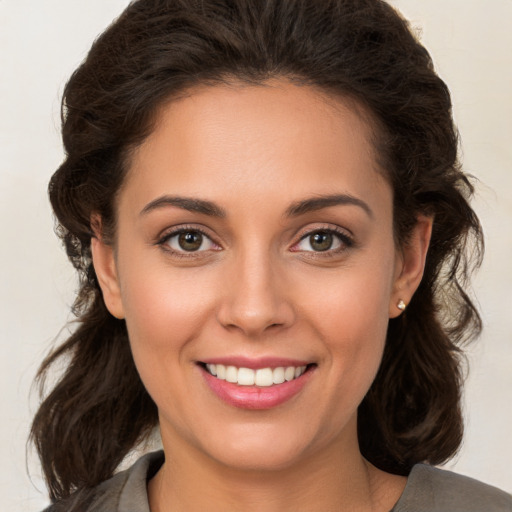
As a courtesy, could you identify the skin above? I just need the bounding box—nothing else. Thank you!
[92,80,432,512]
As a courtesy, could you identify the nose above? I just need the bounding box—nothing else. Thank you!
[216,250,295,338]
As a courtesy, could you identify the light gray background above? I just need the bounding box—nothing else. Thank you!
[1,1,511,510]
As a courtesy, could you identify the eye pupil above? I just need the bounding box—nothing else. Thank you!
[178,231,203,251]
[310,231,333,251]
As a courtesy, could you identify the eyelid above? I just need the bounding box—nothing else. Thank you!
[154,223,353,258]
[156,224,222,256]
[290,224,354,253]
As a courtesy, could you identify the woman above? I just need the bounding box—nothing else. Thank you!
[31,0,512,510]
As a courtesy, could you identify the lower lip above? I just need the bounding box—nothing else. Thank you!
[201,367,314,410]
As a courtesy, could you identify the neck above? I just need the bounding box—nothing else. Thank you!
[148,423,405,512]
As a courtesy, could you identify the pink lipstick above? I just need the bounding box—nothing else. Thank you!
[199,357,315,410]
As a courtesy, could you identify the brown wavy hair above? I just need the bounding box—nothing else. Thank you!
[31,0,483,503]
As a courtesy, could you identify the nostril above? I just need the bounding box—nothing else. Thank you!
[216,287,296,336]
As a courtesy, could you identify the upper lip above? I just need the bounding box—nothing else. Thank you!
[199,356,313,370]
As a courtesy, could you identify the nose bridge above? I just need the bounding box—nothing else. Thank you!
[217,242,293,336]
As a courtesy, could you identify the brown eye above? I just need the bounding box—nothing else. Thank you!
[294,228,350,254]
[309,231,334,251]
[178,231,203,251]
[164,229,217,253]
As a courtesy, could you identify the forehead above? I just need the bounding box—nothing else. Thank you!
[123,80,390,217]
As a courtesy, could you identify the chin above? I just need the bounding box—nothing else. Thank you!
[191,418,337,473]
[208,439,309,472]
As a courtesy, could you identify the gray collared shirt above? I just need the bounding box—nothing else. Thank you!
[45,450,512,511]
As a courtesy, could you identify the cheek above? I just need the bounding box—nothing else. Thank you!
[119,260,218,367]
[298,257,393,342]
[318,292,388,380]
[295,258,394,396]
[119,264,221,430]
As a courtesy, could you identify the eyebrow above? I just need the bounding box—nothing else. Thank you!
[285,194,373,218]
[139,193,372,219]
[140,195,226,217]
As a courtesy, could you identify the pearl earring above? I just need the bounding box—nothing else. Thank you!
[397,299,406,311]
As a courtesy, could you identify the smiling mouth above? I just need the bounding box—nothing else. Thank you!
[201,363,312,387]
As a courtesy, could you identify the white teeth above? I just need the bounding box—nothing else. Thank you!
[225,365,238,383]
[237,367,255,386]
[216,364,226,379]
[296,366,306,378]
[255,368,273,387]
[205,364,307,386]
[272,366,285,384]
[284,366,295,381]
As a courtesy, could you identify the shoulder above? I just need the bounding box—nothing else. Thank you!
[42,450,164,512]
[393,463,512,512]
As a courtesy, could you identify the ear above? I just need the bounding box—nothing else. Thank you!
[389,215,433,318]
[90,223,125,320]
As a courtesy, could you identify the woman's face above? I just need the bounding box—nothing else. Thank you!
[94,80,428,471]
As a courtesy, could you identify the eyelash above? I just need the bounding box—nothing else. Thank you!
[291,225,354,257]
[156,224,354,259]
[156,225,220,259]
